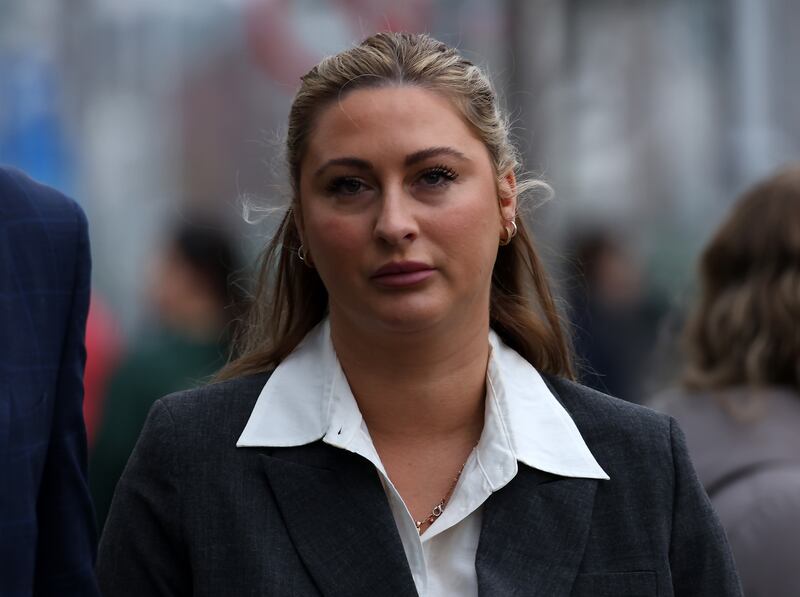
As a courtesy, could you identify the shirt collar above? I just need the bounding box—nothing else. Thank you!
[237,318,357,448]
[486,330,608,480]
[237,319,608,481]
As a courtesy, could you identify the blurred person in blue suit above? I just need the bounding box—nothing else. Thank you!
[0,167,99,596]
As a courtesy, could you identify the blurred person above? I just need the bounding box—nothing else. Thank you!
[568,230,661,402]
[0,167,99,596]
[97,33,740,596]
[89,218,241,529]
[652,164,800,596]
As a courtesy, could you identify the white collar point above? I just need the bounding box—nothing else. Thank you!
[486,329,609,482]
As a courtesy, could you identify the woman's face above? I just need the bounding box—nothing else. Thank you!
[297,85,516,336]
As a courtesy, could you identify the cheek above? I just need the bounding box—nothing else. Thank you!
[305,213,366,266]
[438,195,501,261]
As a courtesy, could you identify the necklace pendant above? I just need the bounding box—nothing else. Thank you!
[432,504,444,518]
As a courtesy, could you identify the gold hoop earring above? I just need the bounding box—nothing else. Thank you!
[297,244,313,267]
[499,219,517,246]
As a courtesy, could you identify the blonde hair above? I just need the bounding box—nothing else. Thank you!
[217,32,574,380]
[684,164,800,392]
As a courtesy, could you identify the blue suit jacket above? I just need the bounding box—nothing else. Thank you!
[0,167,99,596]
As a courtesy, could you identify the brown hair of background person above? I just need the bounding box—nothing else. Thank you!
[216,32,573,380]
[652,163,800,597]
[683,163,800,394]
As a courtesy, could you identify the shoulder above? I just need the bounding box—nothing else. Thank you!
[544,376,682,481]
[544,378,736,563]
[649,386,728,430]
[127,372,274,487]
[0,166,86,228]
[545,376,674,442]
[151,372,273,440]
[0,167,88,271]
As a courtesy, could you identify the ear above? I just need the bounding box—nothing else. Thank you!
[497,169,518,223]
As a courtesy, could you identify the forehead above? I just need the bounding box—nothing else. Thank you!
[302,85,487,166]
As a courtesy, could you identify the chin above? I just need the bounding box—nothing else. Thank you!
[365,302,449,335]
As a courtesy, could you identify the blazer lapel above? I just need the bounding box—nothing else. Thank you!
[260,442,418,597]
[476,466,599,596]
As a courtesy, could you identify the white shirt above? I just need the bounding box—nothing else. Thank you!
[238,319,609,597]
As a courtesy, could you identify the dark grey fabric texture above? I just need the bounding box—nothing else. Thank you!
[96,372,742,596]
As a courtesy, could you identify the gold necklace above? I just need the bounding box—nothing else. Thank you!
[414,453,472,534]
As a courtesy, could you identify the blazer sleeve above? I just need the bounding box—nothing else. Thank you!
[668,418,743,596]
[97,399,191,596]
[34,202,100,597]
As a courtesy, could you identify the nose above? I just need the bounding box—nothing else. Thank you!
[373,185,418,246]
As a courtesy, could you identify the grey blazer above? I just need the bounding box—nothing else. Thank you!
[96,373,742,596]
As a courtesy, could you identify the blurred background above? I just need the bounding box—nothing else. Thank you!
[2,0,800,523]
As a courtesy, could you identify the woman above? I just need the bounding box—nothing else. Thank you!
[97,33,740,596]
[652,165,800,597]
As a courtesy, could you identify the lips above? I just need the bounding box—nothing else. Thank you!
[370,261,435,287]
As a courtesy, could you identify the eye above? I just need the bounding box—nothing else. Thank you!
[327,176,368,196]
[418,165,459,187]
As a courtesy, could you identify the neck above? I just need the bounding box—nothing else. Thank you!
[330,313,490,442]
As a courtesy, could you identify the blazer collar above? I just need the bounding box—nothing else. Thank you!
[259,442,599,597]
[259,443,418,597]
[477,465,599,595]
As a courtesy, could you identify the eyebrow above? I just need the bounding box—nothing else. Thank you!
[404,146,469,166]
[313,157,372,179]
[312,146,469,179]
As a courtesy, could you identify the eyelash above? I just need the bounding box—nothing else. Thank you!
[420,165,459,185]
[324,164,459,196]
[326,177,366,196]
